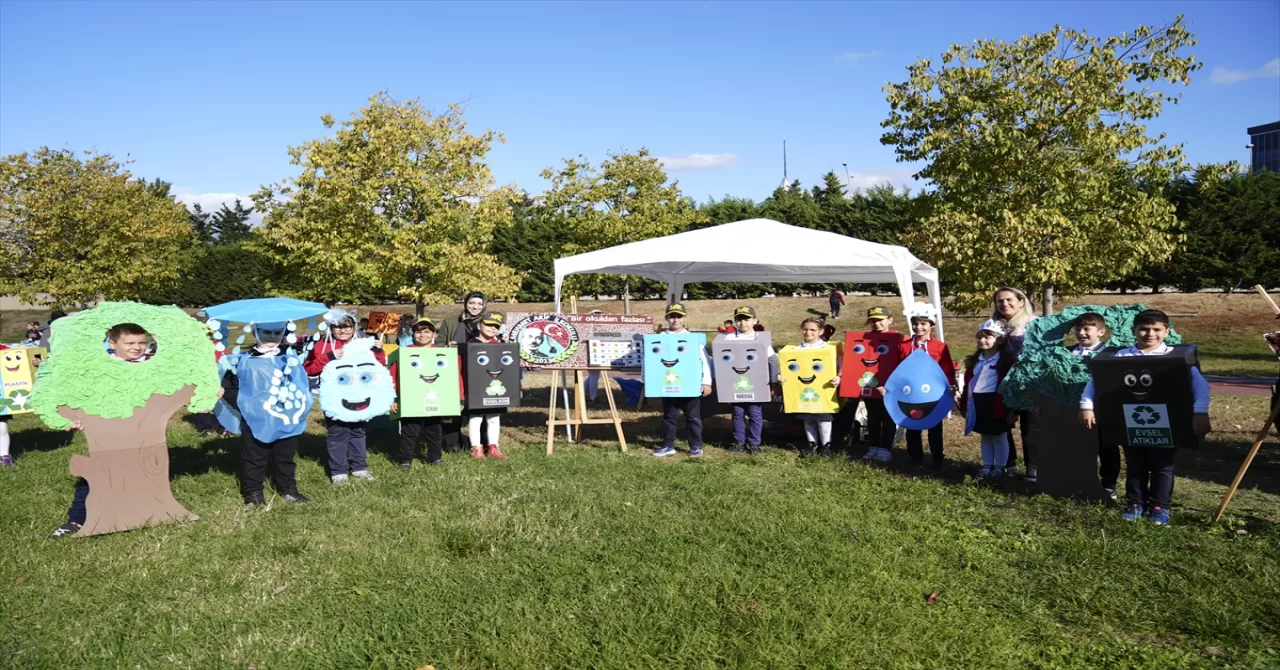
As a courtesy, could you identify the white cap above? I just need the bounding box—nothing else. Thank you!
[906,302,938,323]
[978,319,1006,336]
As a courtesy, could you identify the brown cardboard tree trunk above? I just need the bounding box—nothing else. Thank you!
[61,386,198,537]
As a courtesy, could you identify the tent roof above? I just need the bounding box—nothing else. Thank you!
[553,218,938,285]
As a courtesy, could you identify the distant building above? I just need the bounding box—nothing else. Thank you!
[1248,121,1280,173]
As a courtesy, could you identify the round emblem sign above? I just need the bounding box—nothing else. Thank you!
[507,314,581,366]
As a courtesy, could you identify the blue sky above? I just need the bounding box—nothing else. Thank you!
[2,0,1277,216]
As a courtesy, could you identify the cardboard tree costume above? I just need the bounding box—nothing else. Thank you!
[318,337,394,422]
[779,344,840,414]
[838,331,903,399]
[30,302,220,537]
[711,332,773,403]
[643,333,706,398]
[392,347,462,418]
[462,342,521,410]
[883,349,955,430]
[1090,345,1200,449]
[0,346,45,415]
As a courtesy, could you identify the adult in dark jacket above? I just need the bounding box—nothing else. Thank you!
[438,291,489,450]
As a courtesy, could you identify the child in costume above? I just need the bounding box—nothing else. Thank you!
[466,312,509,460]
[305,310,387,484]
[1080,309,1211,525]
[959,320,1014,478]
[778,317,842,457]
[390,318,457,468]
[722,306,779,454]
[50,323,153,537]
[848,306,900,463]
[652,303,712,457]
[1069,312,1119,500]
[898,303,954,469]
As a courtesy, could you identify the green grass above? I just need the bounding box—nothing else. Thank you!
[3,381,1279,668]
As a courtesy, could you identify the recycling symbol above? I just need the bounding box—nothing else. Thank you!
[800,386,819,402]
[1130,405,1161,425]
[486,380,507,396]
[858,372,877,388]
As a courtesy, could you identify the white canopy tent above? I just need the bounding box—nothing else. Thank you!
[553,218,947,339]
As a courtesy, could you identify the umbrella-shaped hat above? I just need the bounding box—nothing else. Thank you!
[201,298,328,324]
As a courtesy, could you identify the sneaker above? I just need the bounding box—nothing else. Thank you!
[689,447,704,457]
[351,469,375,481]
[282,492,311,504]
[801,441,816,458]
[726,442,745,453]
[331,473,349,485]
[653,446,676,457]
[991,467,1006,479]
[486,445,507,460]
[1121,504,1144,521]
[1149,506,1171,525]
[746,444,762,455]
[398,461,413,471]
[470,446,485,459]
[820,443,833,459]
[873,448,892,463]
[1025,466,1038,484]
[49,522,81,538]
[0,455,14,467]
[1103,488,1117,502]
[1005,464,1022,477]
[427,459,443,466]
[244,492,266,508]
[977,466,993,479]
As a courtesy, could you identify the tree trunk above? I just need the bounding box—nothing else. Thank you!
[1042,285,1055,316]
[61,386,198,537]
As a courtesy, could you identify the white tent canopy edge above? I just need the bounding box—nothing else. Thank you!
[552,218,947,339]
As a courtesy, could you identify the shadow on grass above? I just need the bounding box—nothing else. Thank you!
[10,426,77,456]
[1176,435,1280,499]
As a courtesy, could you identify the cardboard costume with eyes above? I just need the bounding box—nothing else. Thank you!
[711,333,773,403]
[643,333,706,398]
[396,347,462,418]
[839,332,903,399]
[319,337,395,422]
[779,344,840,414]
[463,342,520,410]
[884,349,955,430]
[0,346,44,415]
[1090,345,1200,448]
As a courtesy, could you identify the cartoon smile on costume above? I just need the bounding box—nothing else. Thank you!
[711,333,772,403]
[3,350,24,373]
[397,348,462,418]
[839,331,903,399]
[463,342,521,409]
[1123,369,1154,401]
[643,333,706,398]
[778,343,839,414]
[883,349,954,430]
[319,338,394,422]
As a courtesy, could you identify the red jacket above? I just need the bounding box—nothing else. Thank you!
[303,337,386,376]
[899,336,955,383]
[389,343,465,399]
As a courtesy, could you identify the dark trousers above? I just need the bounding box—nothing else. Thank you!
[240,421,299,498]
[731,403,764,446]
[829,302,841,318]
[443,416,481,452]
[1005,409,1038,468]
[1123,446,1177,508]
[67,479,90,525]
[193,412,219,433]
[324,418,369,476]
[906,425,944,464]
[835,399,896,452]
[1099,444,1122,490]
[661,396,703,448]
[400,417,444,464]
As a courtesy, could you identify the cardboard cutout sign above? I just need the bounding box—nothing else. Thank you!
[237,354,313,442]
[1090,345,1200,448]
[884,349,955,430]
[396,346,462,418]
[643,333,706,398]
[463,342,520,410]
[507,312,654,368]
[365,311,407,335]
[711,333,773,403]
[0,346,44,415]
[319,338,394,422]
[839,332,903,399]
[779,344,840,414]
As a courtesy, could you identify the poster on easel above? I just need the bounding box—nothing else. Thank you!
[506,313,654,368]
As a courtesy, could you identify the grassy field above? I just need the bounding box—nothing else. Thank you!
[2,293,1279,668]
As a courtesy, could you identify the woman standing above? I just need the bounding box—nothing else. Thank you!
[992,287,1039,481]
[438,291,489,451]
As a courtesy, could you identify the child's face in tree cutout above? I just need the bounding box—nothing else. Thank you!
[911,317,933,339]
[111,333,150,361]
[412,326,435,346]
[466,297,485,316]
[800,322,822,343]
[868,317,893,333]
[735,316,757,333]
[976,330,1001,353]
[1133,321,1169,351]
[1075,324,1105,347]
[479,323,500,340]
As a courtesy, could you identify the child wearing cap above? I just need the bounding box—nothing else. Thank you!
[840,306,900,462]
[389,318,457,469]
[1069,312,1119,499]
[896,303,955,469]
[653,303,713,457]
[722,306,779,455]
[959,320,1014,478]
[466,312,509,460]
[305,311,387,484]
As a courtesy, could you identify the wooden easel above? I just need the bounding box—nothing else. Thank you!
[1212,285,1280,521]
[546,368,627,455]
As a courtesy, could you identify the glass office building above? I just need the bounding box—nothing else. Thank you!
[1248,121,1280,173]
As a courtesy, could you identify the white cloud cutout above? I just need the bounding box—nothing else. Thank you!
[1210,57,1280,85]
[172,187,263,226]
[655,153,741,171]
[838,50,880,66]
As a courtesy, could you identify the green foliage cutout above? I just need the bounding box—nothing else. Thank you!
[998,304,1181,411]
[31,302,220,429]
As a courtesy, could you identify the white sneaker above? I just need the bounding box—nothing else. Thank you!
[351,470,375,481]
[331,474,349,485]
[873,448,892,463]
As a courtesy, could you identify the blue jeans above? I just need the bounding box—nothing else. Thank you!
[661,397,703,449]
[732,403,764,446]
[325,418,369,476]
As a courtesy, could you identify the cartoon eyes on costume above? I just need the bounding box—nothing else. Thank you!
[358,372,373,384]
[1125,373,1153,387]
[920,383,932,394]
[676,343,688,353]
[436,358,448,368]
[1139,373,1153,387]
[409,360,422,369]
[720,352,734,362]
[651,344,663,355]
[876,344,890,355]
[745,352,758,362]
[1124,374,1137,387]
[337,373,352,385]
[500,354,514,366]
[901,384,911,394]
[476,354,490,366]
[788,362,800,372]
[852,344,866,354]
[812,362,825,372]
